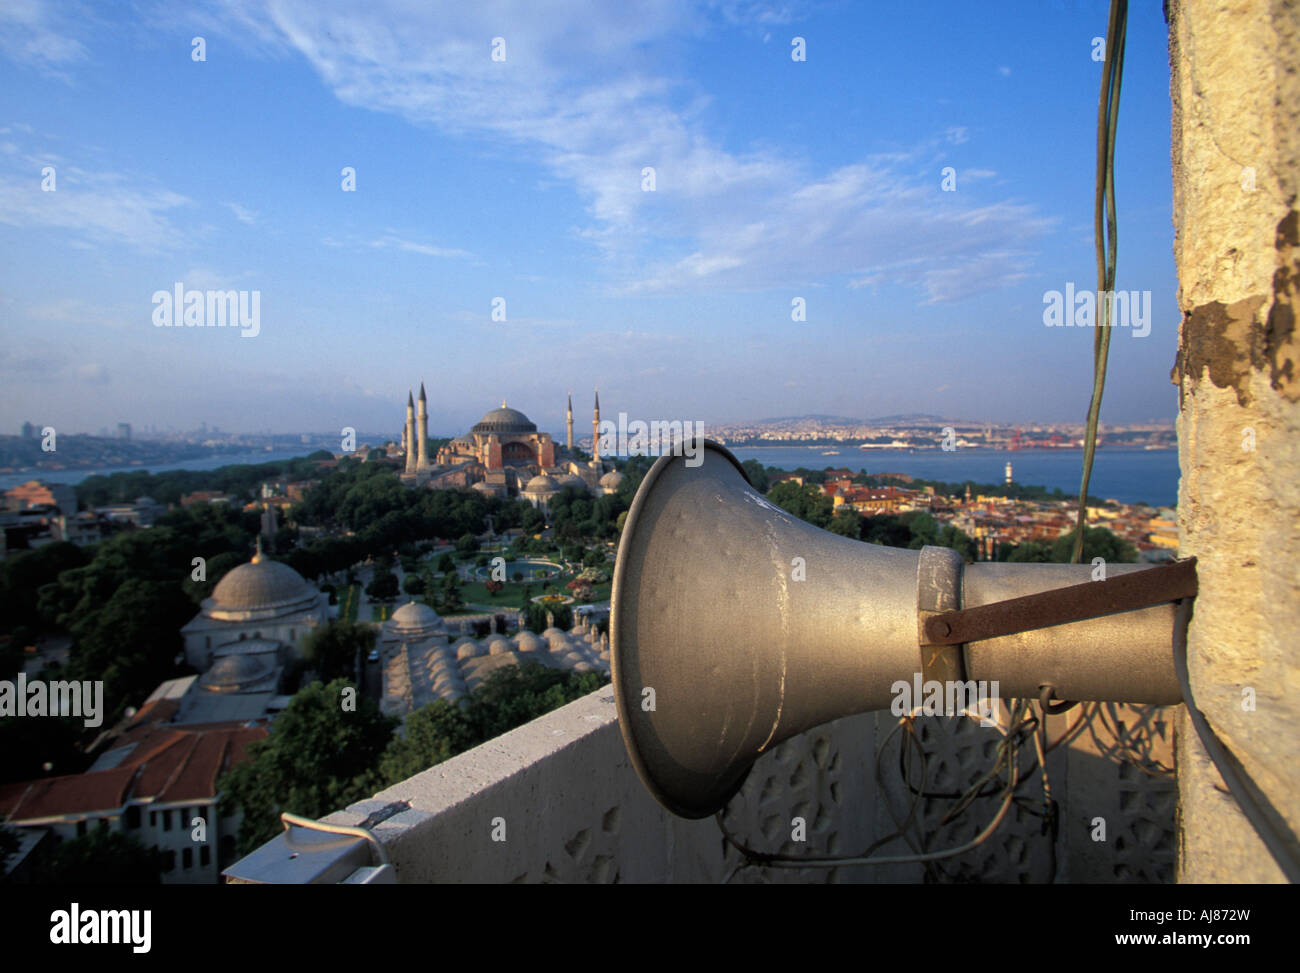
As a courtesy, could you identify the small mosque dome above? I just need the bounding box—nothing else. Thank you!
[514,630,544,653]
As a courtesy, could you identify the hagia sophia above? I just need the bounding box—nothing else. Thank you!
[398,385,623,511]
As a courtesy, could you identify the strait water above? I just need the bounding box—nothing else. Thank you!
[1,445,1182,508]
[726,446,1179,507]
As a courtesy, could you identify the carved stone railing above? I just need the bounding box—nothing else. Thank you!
[225,687,1175,883]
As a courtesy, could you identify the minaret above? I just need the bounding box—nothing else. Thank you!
[592,389,601,461]
[566,393,574,452]
[416,382,430,471]
[404,390,417,474]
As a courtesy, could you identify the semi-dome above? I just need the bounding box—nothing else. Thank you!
[599,470,625,490]
[524,474,560,495]
[198,651,275,693]
[207,551,318,620]
[472,402,537,436]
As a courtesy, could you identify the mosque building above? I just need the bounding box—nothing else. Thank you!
[398,387,623,512]
[377,601,610,720]
[175,540,330,723]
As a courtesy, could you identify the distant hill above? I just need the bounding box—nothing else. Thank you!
[753,413,954,425]
[754,414,866,424]
[867,413,949,424]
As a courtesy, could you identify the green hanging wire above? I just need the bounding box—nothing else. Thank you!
[1073,0,1128,564]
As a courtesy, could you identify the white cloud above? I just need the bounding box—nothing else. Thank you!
[367,233,471,259]
[0,0,91,79]
[170,1,1049,302]
[224,201,259,224]
[0,135,191,251]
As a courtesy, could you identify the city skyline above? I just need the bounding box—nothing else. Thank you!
[3,1,1180,435]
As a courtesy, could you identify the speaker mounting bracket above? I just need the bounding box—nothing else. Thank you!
[921,557,1198,647]
[916,546,967,684]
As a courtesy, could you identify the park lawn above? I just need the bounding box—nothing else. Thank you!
[338,584,361,623]
[458,579,533,609]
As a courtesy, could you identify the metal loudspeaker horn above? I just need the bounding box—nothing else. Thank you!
[611,439,1189,819]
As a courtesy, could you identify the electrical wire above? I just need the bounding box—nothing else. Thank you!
[717,701,1041,880]
[1072,0,1129,565]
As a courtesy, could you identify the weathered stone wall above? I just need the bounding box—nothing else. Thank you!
[1168,0,1299,883]
[311,687,1173,883]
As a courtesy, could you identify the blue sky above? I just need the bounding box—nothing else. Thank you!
[0,0,1179,438]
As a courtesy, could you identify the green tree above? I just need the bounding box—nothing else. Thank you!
[740,459,770,494]
[437,552,456,574]
[767,480,834,528]
[218,679,397,855]
[1049,526,1138,564]
[402,574,425,596]
[376,663,608,786]
[525,601,572,633]
[40,829,167,885]
[378,700,479,784]
[366,564,399,601]
[520,506,545,534]
[455,532,480,555]
[181,550,246,604]
[299,621,375,683]
[828,508,863,539]
[1005,541,1053,563]
[65,578,195,724]
[438,572,464,615]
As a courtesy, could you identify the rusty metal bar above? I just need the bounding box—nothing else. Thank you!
[922,557,1197,646]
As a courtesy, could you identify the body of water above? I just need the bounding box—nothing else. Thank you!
[1,445,1181,509]
[0,449,318,492]
[725,446,1179,508]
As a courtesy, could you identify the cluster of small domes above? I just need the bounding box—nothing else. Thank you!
[379,608,610,717]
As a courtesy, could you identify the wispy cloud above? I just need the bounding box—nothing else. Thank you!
[368,232,471,259]
[0,0,90,80]
[0,135,191,251]
[224,201,258,224]
[187,0,1049,303]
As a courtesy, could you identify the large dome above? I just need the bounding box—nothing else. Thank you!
[472,403,537,436]
[207,554,318,619]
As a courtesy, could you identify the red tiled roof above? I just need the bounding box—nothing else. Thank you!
[2,766,136,820]
[1,724,268,823]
